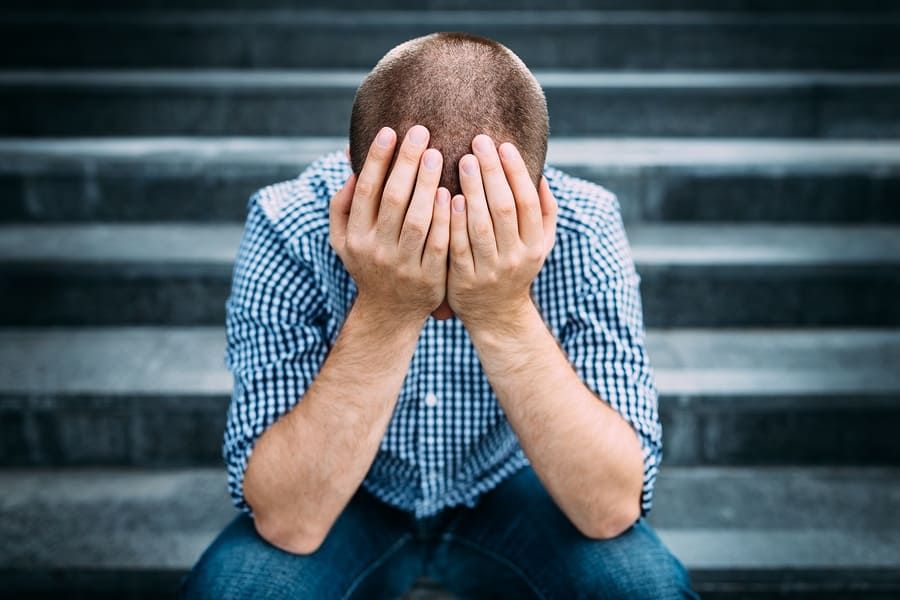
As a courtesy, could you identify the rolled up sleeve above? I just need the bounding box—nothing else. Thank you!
[558,199,663,517]
[222,194,330,515]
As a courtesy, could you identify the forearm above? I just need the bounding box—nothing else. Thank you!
[243,297,425,554]
[467,300,644,539]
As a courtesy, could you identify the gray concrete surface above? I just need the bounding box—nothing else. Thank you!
[2,70,899,137]
[2,11,899,70]
[2,138,899,223]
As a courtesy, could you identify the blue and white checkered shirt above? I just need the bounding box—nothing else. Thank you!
[223,149,662,520]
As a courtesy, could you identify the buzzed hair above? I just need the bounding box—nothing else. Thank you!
[349,32,549,198]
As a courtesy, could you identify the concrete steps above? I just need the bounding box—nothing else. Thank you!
[2,466,899,598]
[5,0,899,11]
[4,2,898,596]
[2,327,898,467]
[3,138,900,223]
[3,11,900,70]
[3,71,900,137]
[0,223,897,326]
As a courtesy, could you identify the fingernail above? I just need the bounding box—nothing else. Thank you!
[424,149,441,170]
[453,195,466,212]
[473,134,493,154]
[409,125,428,145]
[461,155,478,176]
[376,127,394,147]
[436,187,448,205]
[499,142,517,160]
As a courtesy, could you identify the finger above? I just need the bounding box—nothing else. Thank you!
[459,153,498,268]
[376,124,430,246]
[348,126,396,236]
[498,142,542,249]
[539,175,558,256]
[422,187,451,273]
[472,134,519,254]
[399,147,443,261]
[328,171,356,252]
[449,193,474,275]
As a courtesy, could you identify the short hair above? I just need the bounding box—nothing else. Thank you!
[349,32,549,198]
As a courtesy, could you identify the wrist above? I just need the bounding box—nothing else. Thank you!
[352,294,429,335]
[464,295,542,344]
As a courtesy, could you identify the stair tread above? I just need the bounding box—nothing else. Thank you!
[5,137,900,170]
[2,466,899,570]
[4,69,900,88]
[2,327,898,396]
[1,223,898,266]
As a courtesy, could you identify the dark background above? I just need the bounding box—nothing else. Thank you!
[1,1,899,598]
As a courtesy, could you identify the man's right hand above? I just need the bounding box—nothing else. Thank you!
[329,124,451,323]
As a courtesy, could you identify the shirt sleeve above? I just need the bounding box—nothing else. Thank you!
[222,193,330,516]
[557,194,663,518]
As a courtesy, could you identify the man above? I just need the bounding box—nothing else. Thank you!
[180,32,698,598]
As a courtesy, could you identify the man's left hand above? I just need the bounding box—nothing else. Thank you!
[447,134,558,334]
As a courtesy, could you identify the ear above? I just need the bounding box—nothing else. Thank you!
[344,143,351,161]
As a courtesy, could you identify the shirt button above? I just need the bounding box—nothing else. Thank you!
[424,392,439,407]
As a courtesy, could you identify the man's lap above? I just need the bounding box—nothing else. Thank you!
[179,465,697,599]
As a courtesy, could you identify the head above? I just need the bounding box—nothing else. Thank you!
[348,31,550,321]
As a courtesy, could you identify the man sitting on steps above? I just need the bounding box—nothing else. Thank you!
[180,31,698,599]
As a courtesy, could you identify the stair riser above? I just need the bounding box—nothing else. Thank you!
[3,84,899,137]
[3,393,899,466]
[4,166,900,224]
[4,0,897,10]
[1,265,897,326]
[3,18,900,70]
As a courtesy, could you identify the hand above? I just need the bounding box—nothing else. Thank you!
[329,124,451,324]
[447,134,558,333]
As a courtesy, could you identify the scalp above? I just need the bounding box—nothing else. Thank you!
[349,32,549,197]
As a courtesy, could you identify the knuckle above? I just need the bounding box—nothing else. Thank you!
[354,179,376,200]
[398,143,423,166]
[344,235,364,256]
[382,184,407,209]
[496,202,516,219]
[372,246,391,267]
[525,245,544,262]
[473,221,492,238]
[403,219,428,240]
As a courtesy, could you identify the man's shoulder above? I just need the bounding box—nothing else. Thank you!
[248,149,349,246]
[542,164,622,241]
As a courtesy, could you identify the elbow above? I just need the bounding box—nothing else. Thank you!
[252,509,327,556]
[580,500,641,541]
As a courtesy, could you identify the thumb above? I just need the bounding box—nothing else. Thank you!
[329,171,356,251]
[538,176,557,256]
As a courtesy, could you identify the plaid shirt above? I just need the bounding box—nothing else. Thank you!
[223,149,662,519]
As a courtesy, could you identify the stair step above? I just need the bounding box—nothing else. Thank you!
[0,223,897,327]
[3,138,900,223]
[1,466,898,597]
[3,70,899,137]
[5,1,897,12]
[2,327,898,466]
[2,11,899,70]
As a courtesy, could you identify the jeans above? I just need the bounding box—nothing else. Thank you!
[178,464,699,599]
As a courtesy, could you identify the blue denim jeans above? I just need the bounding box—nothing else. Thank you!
[178,464,698,599]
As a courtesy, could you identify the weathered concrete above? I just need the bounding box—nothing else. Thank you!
[1,224,897,326]
[2,327,899,467]
[1,467,899,598]
[2,71,899,137]
[2,138,900,223]
[2,11,900,70]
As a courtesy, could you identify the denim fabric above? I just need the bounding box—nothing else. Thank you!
[179,464,698,599]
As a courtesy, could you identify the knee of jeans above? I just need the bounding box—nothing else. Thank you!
[577,520,698,600]
[176,515,309,600]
